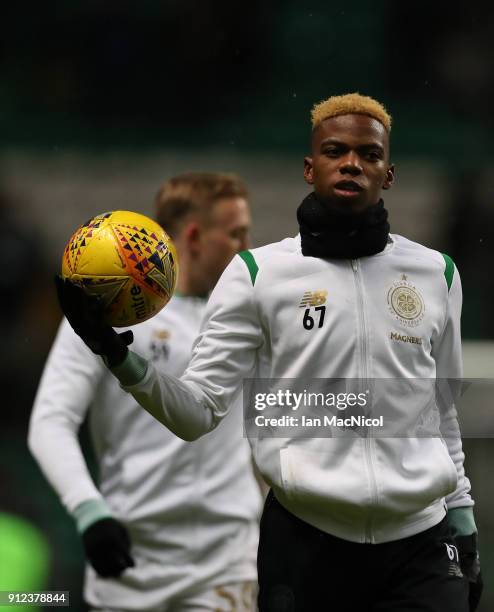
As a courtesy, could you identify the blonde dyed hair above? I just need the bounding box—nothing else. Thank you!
[311,93,392,132]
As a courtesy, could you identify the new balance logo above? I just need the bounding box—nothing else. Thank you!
[448,563,463,578]
[299,290,328,308]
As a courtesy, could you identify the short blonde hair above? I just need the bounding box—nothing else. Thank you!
[311,93,392,132]
[155,172,248,238]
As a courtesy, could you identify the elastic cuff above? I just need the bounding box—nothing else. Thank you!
[73,499,113,534]
[110,350,149,387]
[447,506,477,537]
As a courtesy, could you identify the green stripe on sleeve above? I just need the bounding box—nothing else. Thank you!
[110,350,149,386]
[442,253,455,292]
[239,250,259,286]
[447,506,477,537]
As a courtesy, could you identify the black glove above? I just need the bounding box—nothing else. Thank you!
[455,534,483,611]
[82,518,135,578]
[55,276,133,366]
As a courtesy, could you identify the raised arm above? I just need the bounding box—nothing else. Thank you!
[56,254,263,441]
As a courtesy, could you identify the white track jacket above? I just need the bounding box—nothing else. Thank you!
[117,234,472,545]
[29,295,261,609]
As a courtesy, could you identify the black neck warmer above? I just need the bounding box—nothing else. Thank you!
[296,192,390,259]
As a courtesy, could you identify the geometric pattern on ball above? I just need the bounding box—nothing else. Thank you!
[112,224,175,298]
[61,210,178,327]
[63,212,113,275]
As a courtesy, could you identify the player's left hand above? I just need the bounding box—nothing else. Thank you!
[82,517,135,578]
[455,533,482,611]
[55,276,133,366]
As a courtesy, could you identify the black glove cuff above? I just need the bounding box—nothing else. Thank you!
[103,339,129,368]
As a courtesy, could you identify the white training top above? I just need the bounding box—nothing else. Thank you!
[118,234,473,544]
[28,295,261,609]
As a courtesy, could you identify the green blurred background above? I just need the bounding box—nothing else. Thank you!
[1,1,493,610]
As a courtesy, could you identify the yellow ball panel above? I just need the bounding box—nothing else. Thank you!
[61,211,178,327]
[73,225,128,276]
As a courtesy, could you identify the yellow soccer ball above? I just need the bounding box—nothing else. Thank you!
[61,211,178,327]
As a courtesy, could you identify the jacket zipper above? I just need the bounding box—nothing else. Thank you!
[351,259,378,543]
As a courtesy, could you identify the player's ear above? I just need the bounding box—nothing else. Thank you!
[304,157,314,185]
[184,222,201,253]
[382,164,395,190]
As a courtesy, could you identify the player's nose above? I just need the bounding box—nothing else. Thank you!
[339,152,363,175]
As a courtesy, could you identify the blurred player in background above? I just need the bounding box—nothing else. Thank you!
[29,173,262,612]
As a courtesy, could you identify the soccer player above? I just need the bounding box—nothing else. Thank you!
[54,95,482,612]
[29,173,262,612]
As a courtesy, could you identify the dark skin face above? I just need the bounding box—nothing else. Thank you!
[304,114,395,213]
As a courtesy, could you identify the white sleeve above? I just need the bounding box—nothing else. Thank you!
[432,263,473,509]
[121,254,262,440]
[28,319,107,514]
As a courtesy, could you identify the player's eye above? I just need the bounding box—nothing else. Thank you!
[323,148,341,158]
[365,150,383,161]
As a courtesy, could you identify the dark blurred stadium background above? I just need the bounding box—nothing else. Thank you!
[1,2,493,610]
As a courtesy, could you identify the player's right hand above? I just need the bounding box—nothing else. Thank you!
[82,517,135,578]
[54,276,133,366]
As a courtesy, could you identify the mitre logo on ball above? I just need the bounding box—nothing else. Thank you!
[61,210,178,327]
